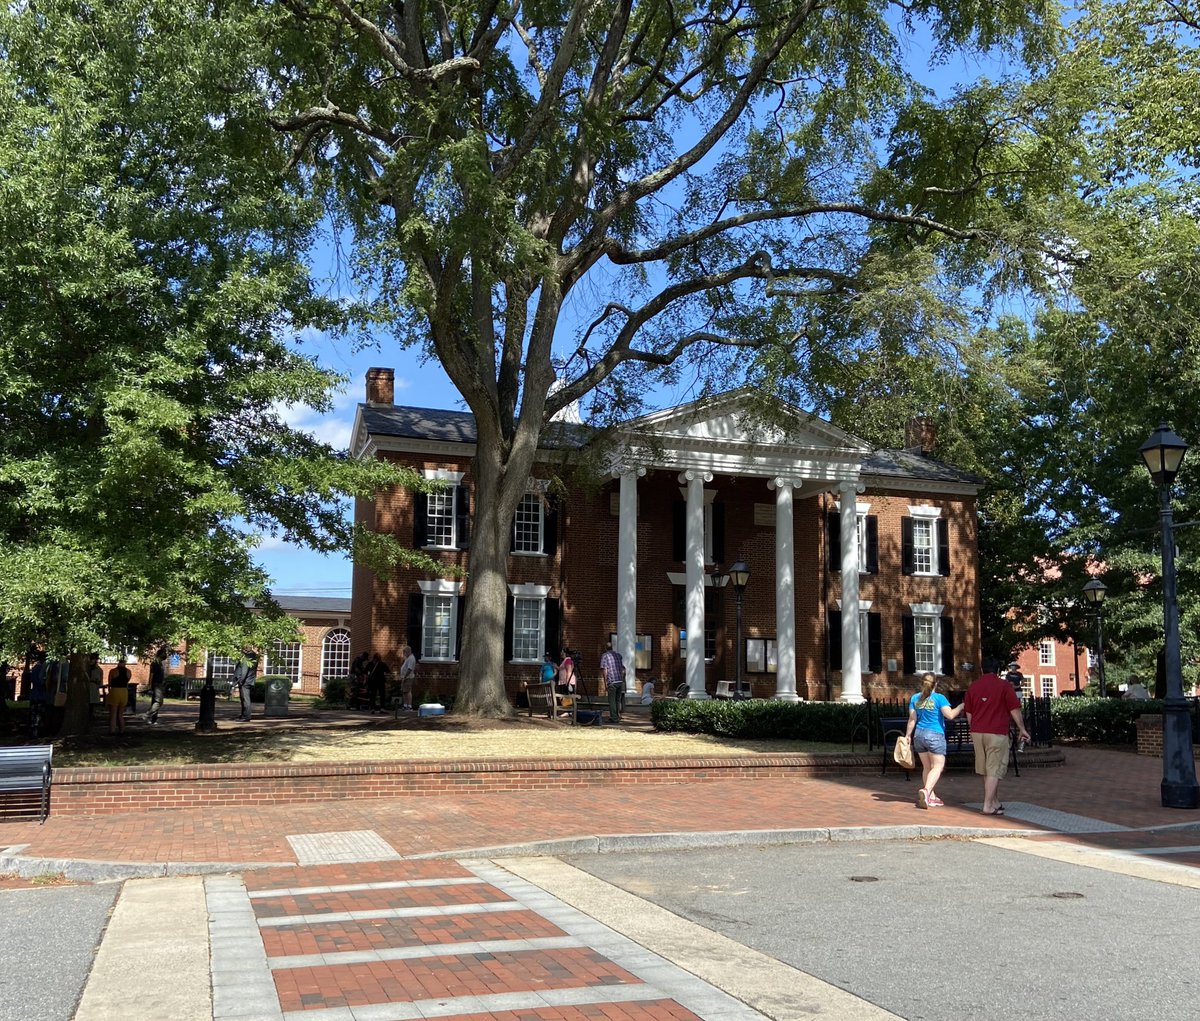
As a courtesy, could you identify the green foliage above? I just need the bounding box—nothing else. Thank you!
[321,676,349,705]
[1049,696,1164,745]
[163,675,186,700]
[651,698,863,743]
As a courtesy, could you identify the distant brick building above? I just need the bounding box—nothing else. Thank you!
[350,368,985,703]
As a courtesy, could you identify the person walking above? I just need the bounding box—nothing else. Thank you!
[905,672,964,809]
[964,658,1031,816]
[398,645,417,711]
[366,652,390,714]
[600,642,626,724]
[146,646,169,725]
[107,656,131,736]
[234,651,259,721]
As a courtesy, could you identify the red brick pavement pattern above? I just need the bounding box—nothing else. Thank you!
[253,880,512,918]
[244,859,474,891]
[430,1003,702,1021]
[1,748,1190,867]
[272,947,640,1012]
[261,908,567,959]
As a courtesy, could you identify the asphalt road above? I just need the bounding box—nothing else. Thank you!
[0,883,119,1021]
[567,840,1200,1021]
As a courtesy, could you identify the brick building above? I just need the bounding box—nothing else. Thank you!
[350,368,984,703]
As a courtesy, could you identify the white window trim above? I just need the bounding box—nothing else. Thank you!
[1040,675,1056,698]
[908,505,941,577]
[508,582,551,664]
[512,481,549,557]
[910,601,945,675]
[1039,640,1056,666]
[320,628,352,686]
[422,468,465,550]
[418,579,462,663]
[836,500,873,575]
[423,468,464,483]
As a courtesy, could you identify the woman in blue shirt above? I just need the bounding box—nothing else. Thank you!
[905,672,964,809]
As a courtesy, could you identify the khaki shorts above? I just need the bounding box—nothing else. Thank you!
[972,732,1010,779]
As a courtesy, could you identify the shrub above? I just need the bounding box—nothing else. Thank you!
[322,676,349,705]
[1049,696,1165,744]
[651,698,863,742]
[163,674,186,699]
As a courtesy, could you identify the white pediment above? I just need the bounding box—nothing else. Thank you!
[622,390,870,456]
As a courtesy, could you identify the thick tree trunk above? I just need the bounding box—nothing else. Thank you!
[453,415,539,716]
[57,652,92,739]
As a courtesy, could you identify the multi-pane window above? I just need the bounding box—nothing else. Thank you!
[1041,675,1055,698]
[268,640,302,688]
[321,628,351,684]
[511,596,544,661]
[1039,640,1055,666]
[427,489,456,548]
[680,589,719,660]
[856,515,870,573]
[913,614,937,672]
[423,595,455,659]
[912,519,934,574]
[513,492,544,553]
[1086,648,1098,668]
[207,653,238,683]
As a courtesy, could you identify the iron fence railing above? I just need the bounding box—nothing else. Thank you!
[862,695,1055,750]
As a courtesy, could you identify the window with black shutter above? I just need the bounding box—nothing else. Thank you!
[940,617,955,675]
[828,609,842,670]
[867,612,882,673]
[901,518,914,575]
[937,518,950,576]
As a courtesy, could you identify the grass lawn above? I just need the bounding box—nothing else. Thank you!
[33,705,859,768]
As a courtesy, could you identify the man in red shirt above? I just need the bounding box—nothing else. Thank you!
[964,658,1031,816]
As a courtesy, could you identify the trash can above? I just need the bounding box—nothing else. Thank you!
[264,677,289,718]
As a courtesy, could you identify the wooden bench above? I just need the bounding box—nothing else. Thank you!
[0,745,54,824]
[524,682,605,725]
[184,678,234,700]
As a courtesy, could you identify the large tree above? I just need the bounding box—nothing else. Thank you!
[0,1,429,707]
[231,0,1062,714]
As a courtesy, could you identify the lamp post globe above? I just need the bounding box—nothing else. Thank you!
[1139,424,1199,809]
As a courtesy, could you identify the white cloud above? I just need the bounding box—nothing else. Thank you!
[272,391,357,451]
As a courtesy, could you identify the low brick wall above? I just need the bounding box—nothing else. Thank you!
[1135,714,1200,759]
[48,754,882,816]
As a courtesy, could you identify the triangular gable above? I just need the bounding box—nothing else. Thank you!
[620,389,870,455]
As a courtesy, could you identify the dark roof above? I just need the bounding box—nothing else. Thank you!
[269,595,351,616]
[360,404,589,449]
[861,449,984,487]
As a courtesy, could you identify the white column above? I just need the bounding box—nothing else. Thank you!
[771,479,800,702]
[681,469,712,698]
[616,468,644,683]
[839,481,865,703]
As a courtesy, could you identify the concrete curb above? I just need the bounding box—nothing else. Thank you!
[0,851,292,883]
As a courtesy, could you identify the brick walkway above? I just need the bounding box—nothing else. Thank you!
[4,746,1200,870]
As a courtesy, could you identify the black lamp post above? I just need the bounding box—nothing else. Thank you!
[1139,423,1199,809]
[1081,578,1108,698]
[727,559,751,699]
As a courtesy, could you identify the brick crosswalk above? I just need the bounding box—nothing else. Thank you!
[209,857,768,1021]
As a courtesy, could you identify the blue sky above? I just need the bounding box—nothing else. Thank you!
[255,20,1020,596]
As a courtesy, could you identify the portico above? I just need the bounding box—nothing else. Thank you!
[607,392,872,703]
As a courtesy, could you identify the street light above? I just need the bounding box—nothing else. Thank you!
[1081,578,1108,698]
[1139,423,1199,809]
[727,559,751,699]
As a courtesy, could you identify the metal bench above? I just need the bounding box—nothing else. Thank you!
[0,745,54,823]
[882,715,1020,778]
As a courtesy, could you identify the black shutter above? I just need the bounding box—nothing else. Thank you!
[865,516,879,575]
[712,502,725,565]
[413,491,428,547]
[543,495,559,555]
[672,586,685,625]
[902,616,916,674]
[455,485,471,549]
[455,595,466,661]
[941,617,955,676]
[826,511,840,570]
[672,501,686,562]
[828,609,842,670]
[901,518,914,575]
[407,593,424,662]
[868,612,882,673]
[503,595,514,662]
[937,518,950,576]
[545,597,561,660]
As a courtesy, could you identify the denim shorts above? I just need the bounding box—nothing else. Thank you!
[913,727,947,756]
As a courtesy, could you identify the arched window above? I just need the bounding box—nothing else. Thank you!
[320,628,352,688]
[266,640,303,689]
[207,652,238,684]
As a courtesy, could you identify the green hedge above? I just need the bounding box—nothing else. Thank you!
[1049,696,1166,744]
[322,676,349,705]
[651,698,862,742]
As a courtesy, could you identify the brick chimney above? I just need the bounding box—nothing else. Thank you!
[366,367,394,405]
[904,416,938,456]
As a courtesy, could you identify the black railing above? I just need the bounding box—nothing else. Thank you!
[865,695,1055,749]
